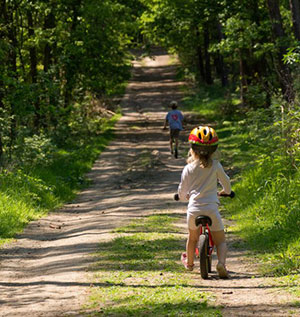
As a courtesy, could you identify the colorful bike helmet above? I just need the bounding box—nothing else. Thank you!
[188,126,218,154]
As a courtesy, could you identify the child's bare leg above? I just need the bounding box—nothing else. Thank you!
[186,228,200,266]
[173,137,179,158]
[175,138,179,150]
[169,138,173,153]
[211,230,227,265]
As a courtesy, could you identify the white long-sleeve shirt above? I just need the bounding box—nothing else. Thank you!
[178,160,231,213]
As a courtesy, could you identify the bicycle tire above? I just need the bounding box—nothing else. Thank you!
[208,254,212,273]
[199,233,209,279]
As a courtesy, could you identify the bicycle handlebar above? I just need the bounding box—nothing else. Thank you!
[174,191,235,201]
[218,191,235,198]
[174,193,180,201]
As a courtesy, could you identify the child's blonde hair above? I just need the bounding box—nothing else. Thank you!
[187,148,212,168]
[187,145,220,168]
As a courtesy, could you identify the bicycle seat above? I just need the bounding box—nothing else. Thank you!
[195,216,212,227]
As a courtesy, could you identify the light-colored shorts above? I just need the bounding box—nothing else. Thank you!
[187,206,224,232]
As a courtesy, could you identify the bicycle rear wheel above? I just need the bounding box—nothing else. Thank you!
[199,233,209,279]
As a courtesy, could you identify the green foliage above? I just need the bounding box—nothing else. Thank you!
[0,187,45,242]
[1,0,298,170]
[226,162,300,276]
[182,84,240,121]
[87,214,220,316]
[15,134,57,168]
[114,214,181,233]
[0,0,134,167]
[284,45,300,65]
[185,83,300,276]
[222,105,300,276]
[0,115,119,244]
[139,0,205,75]
[139,0,296,105]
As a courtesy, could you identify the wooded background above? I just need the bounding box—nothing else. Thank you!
[0,0,299,169]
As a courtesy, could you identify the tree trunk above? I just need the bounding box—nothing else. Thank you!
[216,21,228,87]
[0,1,6,153]
[43,8,57,129]
[64,1,82,108]
[195,29,205,81]
[16,9,26,76]
[43,10,55,72]
[239,49,248,107]
[203,23,213,85]
[27,10,40,129]
[27,11,37,84]
[0,74,4,164]
[289,0,300,40]
[2,0,18,158]
[266,0,294,102]
[267,0,285,38]
[2,0,17,75]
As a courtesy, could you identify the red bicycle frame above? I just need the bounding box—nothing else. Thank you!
[196,223,214,257]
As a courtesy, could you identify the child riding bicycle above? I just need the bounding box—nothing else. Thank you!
[177,126,231,278]
[163,101,184,158]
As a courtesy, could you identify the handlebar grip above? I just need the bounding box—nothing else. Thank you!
[174,193,180,201]
[218,191,235,198]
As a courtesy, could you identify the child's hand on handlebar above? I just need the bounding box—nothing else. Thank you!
[173,193,190,201]
[174,193,179,201]
[218,190,235,198]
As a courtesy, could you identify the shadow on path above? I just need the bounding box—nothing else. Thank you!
[0,52,188,317]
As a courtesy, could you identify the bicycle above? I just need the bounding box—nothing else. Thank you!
[174,191,235,279]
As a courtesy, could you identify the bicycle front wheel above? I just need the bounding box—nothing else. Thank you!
[199,233,209,279]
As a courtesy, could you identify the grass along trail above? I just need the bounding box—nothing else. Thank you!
[0,51,188,316]
[0,51,298,316]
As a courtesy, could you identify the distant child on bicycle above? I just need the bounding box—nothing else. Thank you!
[163,101,184,158]
[177,126,231,278]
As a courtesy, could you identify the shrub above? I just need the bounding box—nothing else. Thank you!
[15,133,57,168]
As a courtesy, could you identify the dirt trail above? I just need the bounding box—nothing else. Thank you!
[0,51,298,317]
